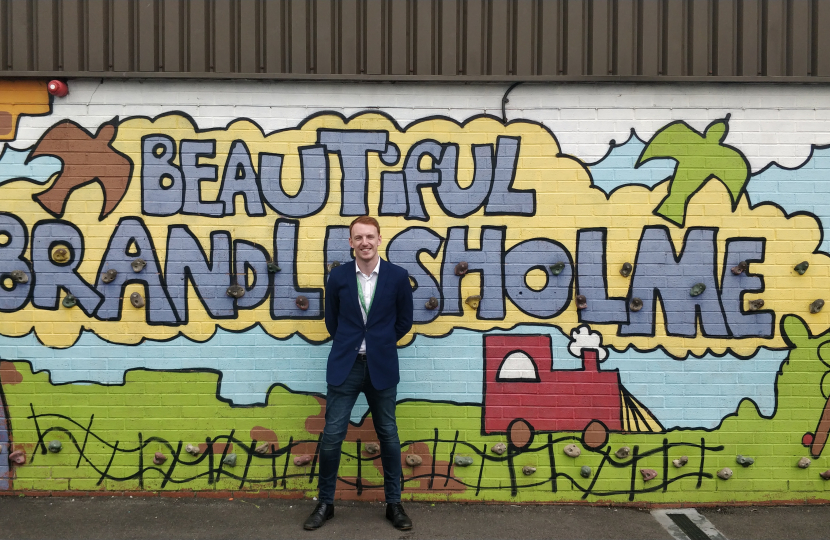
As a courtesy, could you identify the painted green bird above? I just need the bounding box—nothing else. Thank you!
[638,114,750,227]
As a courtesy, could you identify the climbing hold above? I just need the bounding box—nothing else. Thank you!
[640,469,657,482]
[465,295,482,309]
[491,442,507,455]
[522,466,536,476]
[629,298,643,312]
[736,455,755,467]
[795,261,810,275]
[255,443,270,454]
[620,262,633,278]
[62,293,77,308]
[326,261,340,273]
[9,449,26,465]
[185,444,199,456]
[130,292,145,308]
[226,284,245,298]
[672,456,688,468]
[48,440,62,453]
[153,452,166,465]
[267,261,281,273]
[101,269,118,283]
[748,299,765,311]
[575,295,587,310]
[295,295,309,310]
[364,442,380,455]
[455,456,474,467]
[731,261,748,275]
[615,446,630,459]
[425,297,439,310]
[223,453,238,467]
[455,261,469,276]
[405,454,423,467]
[798,457,812,469]
[131,258,146,272]
[294,455,312,467]
[550,262,566,276]
[717,467,733,480]
[810,299,825,314]
[563,444,581,458]
[690,283,706,297]
[52,247,70,263]
[10,270,28,284]
[580,465,592,478]
[820,470,830,480]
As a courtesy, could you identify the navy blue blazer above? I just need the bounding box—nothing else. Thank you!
[324,258,414,390]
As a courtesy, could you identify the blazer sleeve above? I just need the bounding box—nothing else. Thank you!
[394,269,414,341]
[324,272,340,339]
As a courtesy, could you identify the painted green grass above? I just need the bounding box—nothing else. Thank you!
[3,315,830,502]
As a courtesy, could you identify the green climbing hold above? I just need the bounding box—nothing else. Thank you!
[580,465,592,478]
[62,294,77,308]
[736,455,754,467]
[549,262,566,276]
[267,261,281,273]
[222,453,237,467]
[795,261,810,275]
[690,283,706,297]
[48,440,62,453]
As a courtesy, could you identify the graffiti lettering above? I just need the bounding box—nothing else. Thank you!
[218,141,266,217]
[0,213,32,313]
[165,227,234,322]
[94,218,178,324]
[1,212,777,337]
[31,221,102,316]
[620,227,730,338]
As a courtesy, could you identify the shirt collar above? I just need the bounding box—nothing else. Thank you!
[355,258,381,278]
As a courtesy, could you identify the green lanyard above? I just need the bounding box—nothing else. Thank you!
[356,274,376,316]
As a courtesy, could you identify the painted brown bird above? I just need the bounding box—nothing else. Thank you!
[31,120,132,220]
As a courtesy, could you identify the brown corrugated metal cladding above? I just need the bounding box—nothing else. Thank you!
[1,0,828,81]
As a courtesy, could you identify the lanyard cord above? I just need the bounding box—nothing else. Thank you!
[356,274,376,316]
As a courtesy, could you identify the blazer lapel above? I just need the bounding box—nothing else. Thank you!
[347,262,363,323]
[366,259,389,326]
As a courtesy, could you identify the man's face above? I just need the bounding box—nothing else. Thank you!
[349,223,382,264]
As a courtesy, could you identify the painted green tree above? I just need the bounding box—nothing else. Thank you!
[638,114,750,227]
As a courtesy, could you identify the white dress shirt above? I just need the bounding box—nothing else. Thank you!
[356,258,380,354]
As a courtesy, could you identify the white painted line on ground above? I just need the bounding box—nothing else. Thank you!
[651,508,728,540]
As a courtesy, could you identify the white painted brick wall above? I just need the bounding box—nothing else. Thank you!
[11,80,830,173]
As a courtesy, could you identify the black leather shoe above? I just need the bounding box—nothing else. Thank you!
[303,502,334,530]
[385,502,412,530]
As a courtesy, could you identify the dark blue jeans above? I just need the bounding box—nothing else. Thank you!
[317,358,402,504]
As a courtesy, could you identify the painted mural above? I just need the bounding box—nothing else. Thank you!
[1,80,830,502]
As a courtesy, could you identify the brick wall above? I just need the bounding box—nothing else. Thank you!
[1,79,830,503]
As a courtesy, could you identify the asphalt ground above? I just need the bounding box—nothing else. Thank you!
[0,496,828,540]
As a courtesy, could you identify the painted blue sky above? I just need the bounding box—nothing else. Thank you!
[587,130,676,195]
[0,326,786,428]
[746,146,830,254]
[0,146,61,187]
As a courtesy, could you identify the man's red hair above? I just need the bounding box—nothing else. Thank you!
[349,216,380,236]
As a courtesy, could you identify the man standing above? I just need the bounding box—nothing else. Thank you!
[304,216,414,531]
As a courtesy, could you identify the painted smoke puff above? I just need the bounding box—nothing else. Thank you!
[483,326,663,449]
